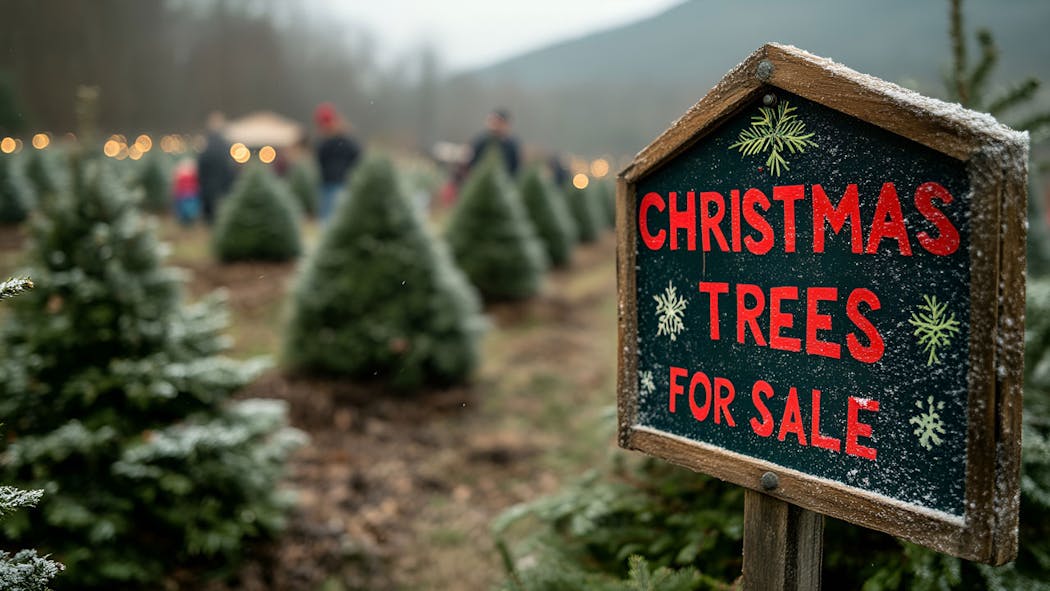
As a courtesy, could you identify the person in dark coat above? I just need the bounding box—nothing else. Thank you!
[547,152,570,189]
[314,102,362,221]
[466,108,520,177]
[196,111,235,224]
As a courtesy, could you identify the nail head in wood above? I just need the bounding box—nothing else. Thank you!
[756,59,774,81]
[761,471,779,491]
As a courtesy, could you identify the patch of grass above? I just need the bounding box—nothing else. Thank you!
[428,527,469,547]
[400,237,620,590]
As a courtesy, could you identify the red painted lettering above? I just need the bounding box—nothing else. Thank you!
[700,191,729,252]
[689,371,712,422]
[866,182,912,255]
[639,192,667,250]
[773,184,804,253]
[750,380,775,437]
[846,396,879,460]
[846,288,884,363]
[669,366,688,413]
[915,182,960,256]
[736,283,767,346]
[777,387,807,445]
[730,189,742,252]
[805,287,841,359]
[699,281,730,340]
[669,190,696,251]
[812,184,862,254]
[743,188,773,255]
[769,286,802,352]
[713,377,736,426]
[810,389,842,452]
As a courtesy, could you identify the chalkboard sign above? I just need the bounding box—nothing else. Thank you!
[616,44,1027,565]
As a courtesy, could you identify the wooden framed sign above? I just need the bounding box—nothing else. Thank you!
[616,44,1027,566]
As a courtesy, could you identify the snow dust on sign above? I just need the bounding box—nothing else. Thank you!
[616,44,1026,565]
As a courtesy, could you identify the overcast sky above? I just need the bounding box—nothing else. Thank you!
[329,0,683,71]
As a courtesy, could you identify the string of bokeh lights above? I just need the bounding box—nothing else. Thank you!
[1,132,614,183]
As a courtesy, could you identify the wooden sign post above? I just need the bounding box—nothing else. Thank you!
[616,44,1028,589]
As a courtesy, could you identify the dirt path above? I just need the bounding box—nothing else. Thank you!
[183,233,621,591]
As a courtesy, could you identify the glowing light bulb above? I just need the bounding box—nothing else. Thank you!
[258,145,276,164]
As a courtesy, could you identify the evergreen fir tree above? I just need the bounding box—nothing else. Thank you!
[0,158,303,589]
[566,183,603,243]
[0,478,64,591]
[23,150,61,201]
[284,155,485,388]
[286,160,319,217]
[499,553,704,591]
[134,154,169,213]
[0,279,64,591]
[494,458,744,588]
[947,0,1050,274]
[946,0,1050,139]
[213,164,301,262]
[0,277,33,300]
[0,153,34,224]
[446,151,548,301]
[519,165,577,268]
[592,179,617,229]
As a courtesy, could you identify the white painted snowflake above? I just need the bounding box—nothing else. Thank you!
[640,370,655,395]
[909,395,947,450]
[654,281,687,341]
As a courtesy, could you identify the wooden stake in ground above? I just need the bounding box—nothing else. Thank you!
[743,488,823,591]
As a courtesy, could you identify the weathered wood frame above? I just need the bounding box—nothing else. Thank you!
[616,43,1027,565]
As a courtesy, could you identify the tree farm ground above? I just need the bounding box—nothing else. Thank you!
[0,217,623,590]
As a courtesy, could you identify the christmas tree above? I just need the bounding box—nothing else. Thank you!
[134,154,169,213]
[519,165,577,268]
[1,278,64,591]
[592,179,617,229]
[23,150,61,201]
[0,153,34,224]
[0,158,303,588]
[445,151,548,301]
[566,183,603,244]
[284,155,484,388]
[494,457,741,590]
[0,452,64,591]
[286,160,319,217]
[212,164,301,262]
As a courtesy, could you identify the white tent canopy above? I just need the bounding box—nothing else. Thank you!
[223,111,304,148]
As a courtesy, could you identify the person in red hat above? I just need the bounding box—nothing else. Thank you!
[314,102,363,220]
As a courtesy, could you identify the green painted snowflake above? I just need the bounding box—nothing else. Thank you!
[729,101,818,177]
[910,395,947,450]
[654,281,687,342]
[908,294,962,366]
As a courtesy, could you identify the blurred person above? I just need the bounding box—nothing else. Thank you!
[315,102,362,221]
[547,152,570,189]
[171,158,201,225]
[466,108,520,177]
[197,111,235,224]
